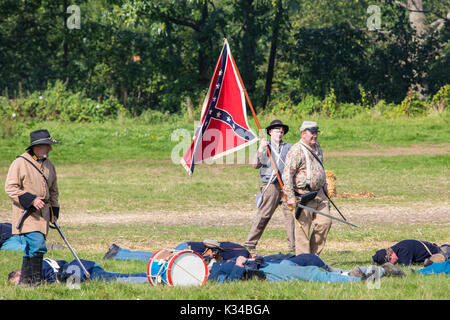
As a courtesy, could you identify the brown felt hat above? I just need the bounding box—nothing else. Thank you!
[265,120,289,136]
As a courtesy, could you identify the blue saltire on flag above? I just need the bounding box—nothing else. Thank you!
[181,39,258,176]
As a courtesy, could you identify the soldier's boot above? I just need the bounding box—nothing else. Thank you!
[18,257,32,287]
[30,254,44,287]
[382,262,406,278]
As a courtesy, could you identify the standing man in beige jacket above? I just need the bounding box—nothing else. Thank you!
[282,121,331,256]
[5,129,60,287]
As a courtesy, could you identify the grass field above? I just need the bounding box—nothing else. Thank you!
[0,114,449,302]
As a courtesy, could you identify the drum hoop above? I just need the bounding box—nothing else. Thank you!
[147,249,209,286]
[167,250,208,286]
[147,248,165,285]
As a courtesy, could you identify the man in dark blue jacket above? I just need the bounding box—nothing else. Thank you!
[372,239,449,266]
[207,252,392,283]
[8,258,148,285]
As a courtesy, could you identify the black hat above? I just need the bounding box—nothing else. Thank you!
[372,249,388,265]
[265,120,289,136]
[26,129,59,150]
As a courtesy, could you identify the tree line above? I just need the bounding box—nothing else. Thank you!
[0,0,448,116]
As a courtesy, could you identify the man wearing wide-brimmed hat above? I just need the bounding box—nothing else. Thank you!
[282,121,331,256]
[5,129,60,287]
[244,120,295,252]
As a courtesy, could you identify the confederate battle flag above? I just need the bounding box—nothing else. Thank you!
[181,39,258,176]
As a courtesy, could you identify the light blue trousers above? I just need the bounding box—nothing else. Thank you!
[113,242,190,261]
[1,235,26,251]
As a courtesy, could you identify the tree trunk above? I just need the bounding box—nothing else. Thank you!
[407,0,426,37]
[186,96,194,120]
[262,0,283,109]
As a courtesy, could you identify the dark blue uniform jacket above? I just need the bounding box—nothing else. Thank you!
[42,259,96,283]
[391,240,440,266]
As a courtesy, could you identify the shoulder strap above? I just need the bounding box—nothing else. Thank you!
[299,143,312,186]
[300,142,324,169]
[44,258,61,273]
[16,155,48,184]
[418,241,433,256]
[265,143,284,185]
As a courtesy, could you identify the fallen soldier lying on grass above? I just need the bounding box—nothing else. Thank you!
[8,258,149,285]
[103,242,407,283]
[372,239,450,267]
[207,253,406,283]
[9,254,444,287]
[102,240,249,262]
[7,254,402,287]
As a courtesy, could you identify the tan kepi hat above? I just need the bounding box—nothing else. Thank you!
[300,121,319,133]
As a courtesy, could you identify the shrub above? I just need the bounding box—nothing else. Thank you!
[431,84,449,113]
[138,108,171,124]
[0,81,120,123]
[358,84,370,109]
[397,88,429,117]
[295,95,322,118]
[269,99,297,119]
[373,99,398,117]
[322,88,339,118]
[337,103,364,118]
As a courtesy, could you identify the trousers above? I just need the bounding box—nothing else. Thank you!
[245,182,295,250]
[22,232,47,258]
[295,188,332,255]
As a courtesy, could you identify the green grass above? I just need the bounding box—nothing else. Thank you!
[0,225,448,300]
[0,114,449,300]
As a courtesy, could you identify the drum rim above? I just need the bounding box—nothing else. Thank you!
[147,248,165,285]
[166,250,208,286]
[147,249,208,286]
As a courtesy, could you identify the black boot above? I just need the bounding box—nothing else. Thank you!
[18,257,32,286]
[30,254,44,287]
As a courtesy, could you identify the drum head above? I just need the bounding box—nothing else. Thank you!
[168,250,208,286]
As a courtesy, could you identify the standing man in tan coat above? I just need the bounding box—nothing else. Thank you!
[282,121,331,256]
[244,120,295,252]
[5,129,60,286]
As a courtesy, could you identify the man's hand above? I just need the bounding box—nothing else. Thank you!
[235,256,248,267]
[258,137,268,153]
[32,197,46,210]
[287,198,297,211]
